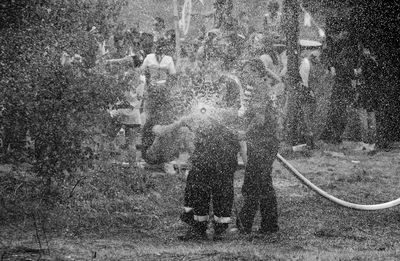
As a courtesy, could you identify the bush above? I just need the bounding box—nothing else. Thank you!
[0,0,128,195]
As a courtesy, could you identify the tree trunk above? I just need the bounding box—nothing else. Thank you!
[173,0,181,69]
[282,0,300,145]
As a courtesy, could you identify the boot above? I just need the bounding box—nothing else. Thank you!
[255,224,281,241]
[178,221,208,241]
[258,224,279,235]
[213,223,229,241]
[236,217,252,235]
[180,211,195,226]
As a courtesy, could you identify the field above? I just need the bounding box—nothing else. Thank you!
[2,141,400,260]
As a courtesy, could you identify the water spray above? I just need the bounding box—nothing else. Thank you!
[200,107,207,114]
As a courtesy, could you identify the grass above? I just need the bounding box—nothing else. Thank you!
[2,141,400,260]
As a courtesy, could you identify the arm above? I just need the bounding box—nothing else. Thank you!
[105,55,133,64]
[139,55,150,71]
[280,51,288,76]
[168,56,177,75]
[239,140,247,166]
[137,55,150,81]
[260,55,282,83]
[299,58,310,87]
[264,66,282,84]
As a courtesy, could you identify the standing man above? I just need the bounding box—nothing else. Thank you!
[178,34,243,241]
[298,46,322,150]
[237,52,281,235]
[263,1,283,38]
[320,28,357,144]
[139,39,177,171]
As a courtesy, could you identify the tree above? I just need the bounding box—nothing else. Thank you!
[0,0,128,196]
[282,0,301,145]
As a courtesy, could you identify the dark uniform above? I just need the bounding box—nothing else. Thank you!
[180,122,240,240]
[237,58,280,234]
[179,34,242,240]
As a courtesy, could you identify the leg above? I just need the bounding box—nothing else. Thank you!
[125,124,140,165]
[284,90,302,145]
[358,108,369,143]
[253,136,279,234]
[140,117,157,164]
[212,155,236,238]
[105,117,122,153]
[301,101,316,149]
[179,164,211,240]
[321,81,346,144]
[258,160,279,233]
[375,103,390,150]
[367,111,376,144]
[238,144,261,234]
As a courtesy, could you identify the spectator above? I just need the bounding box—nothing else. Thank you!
[164,29,176,58]
[140,32,155,57]
[113,22,127,58]
[237,11,255,41]
[126,28,142,54]
[152,17,166,43]
[263,1,283,38]
[298,47,322,150]
[139,39,177,172]
[354,45,380,145]
[89,26,109,61]
[108,69,144,165]
[259,35,287,141]
[320,29,358,144]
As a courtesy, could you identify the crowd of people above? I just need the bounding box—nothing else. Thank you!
[80,0,388,241]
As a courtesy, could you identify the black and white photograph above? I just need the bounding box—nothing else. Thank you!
[1,0,400,260]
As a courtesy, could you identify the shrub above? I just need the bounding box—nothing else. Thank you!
[0,0,128,195]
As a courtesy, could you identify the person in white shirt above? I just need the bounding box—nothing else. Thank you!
[139,39,177,170]
[298,48,321,149]
[108,71,145,165]
[263,1,283,37]
[258,38,287,142]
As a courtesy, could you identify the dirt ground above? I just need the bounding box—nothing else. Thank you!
[2,141,400,261]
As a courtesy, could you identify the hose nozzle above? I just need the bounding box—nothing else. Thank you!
[200,107,207,114]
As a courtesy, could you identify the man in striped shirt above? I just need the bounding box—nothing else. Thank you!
[237,53,281,236]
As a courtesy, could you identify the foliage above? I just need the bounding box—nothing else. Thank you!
[0,0,127,33]
[0,0,128,195]
[0,161,157,235]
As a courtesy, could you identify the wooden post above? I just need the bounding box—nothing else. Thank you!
[282,0,300,145]
[173,0,181,70]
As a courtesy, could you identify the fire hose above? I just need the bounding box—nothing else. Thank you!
[198,107,400,210]
[166,105,400,211]
[276,153,400,210]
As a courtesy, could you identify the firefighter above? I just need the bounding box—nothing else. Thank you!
[178,119,241,241]
[178,32,243,241]
[236,55,280,236]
